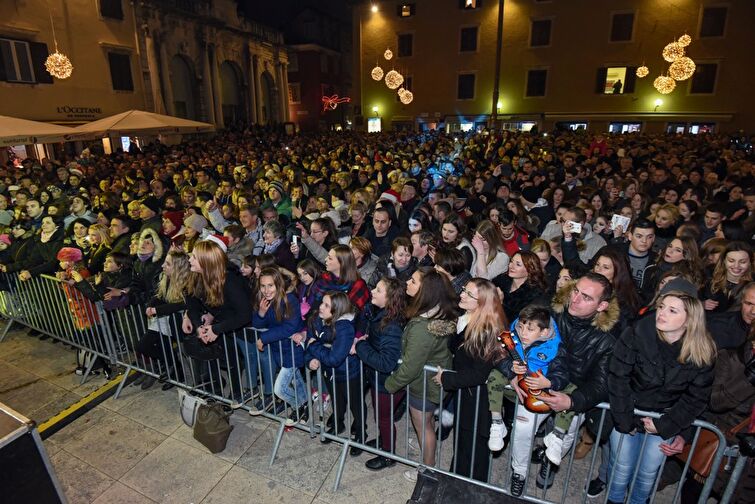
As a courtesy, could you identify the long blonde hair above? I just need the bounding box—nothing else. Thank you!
[188,240,227,307]
[462,279,507,363]
[156,250,191,303]
[656,291,716,367]
[88,223,112,248]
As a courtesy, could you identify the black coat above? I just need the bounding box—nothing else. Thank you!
[707,310,750,350]
[493,274,548,322]
[551,282,620,413]
[130,257,163,305]
[354,305,403,393]
[608,314,714,439]
[110,233,131,256]
[6,227,65,276]
[186,266,251,336]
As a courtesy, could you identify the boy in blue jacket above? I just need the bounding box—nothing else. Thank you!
[485,304,572,496]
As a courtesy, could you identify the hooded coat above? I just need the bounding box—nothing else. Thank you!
[129,228,166,305]
[551,281,620,413]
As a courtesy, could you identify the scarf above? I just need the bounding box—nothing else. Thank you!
[137,252,153,262]
[263,237,283,255]
[40,226,58,243]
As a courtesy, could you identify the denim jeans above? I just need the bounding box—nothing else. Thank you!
[274,367,307,408]
[236,337,278,396]
[607,429,668,504]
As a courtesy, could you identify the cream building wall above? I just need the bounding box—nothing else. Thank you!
[0,0,289,128]
[354,0,755,133]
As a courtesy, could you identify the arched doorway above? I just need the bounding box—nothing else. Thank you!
[220,61,244,125]
[169,55,197,120]
[260,70,278,124]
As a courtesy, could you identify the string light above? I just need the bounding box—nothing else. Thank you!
[668,57,696,81]
[662,41,685,62]
[370,65,384,81]
[399,89,413,104]
[383,49,393,60]
[384,70,404,89]
[677,34,692,47]
[653,75,676,94]
[636,66,649,78]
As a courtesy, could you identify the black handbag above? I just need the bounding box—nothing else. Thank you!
[193,401,234,453]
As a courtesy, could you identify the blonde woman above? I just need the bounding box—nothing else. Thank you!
[135,250,192,390]
[470,219,509,280]
[434,278,506,481]
[607,279,716,504]
[87,223,112,274]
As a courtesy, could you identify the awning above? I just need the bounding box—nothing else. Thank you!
[68,110,215,140]
[0,115,76,147]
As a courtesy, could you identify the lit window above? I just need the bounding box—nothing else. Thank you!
[603,67,626,94]
[398,4,416,17]
[461,0,480,10]
[608,122,641,134]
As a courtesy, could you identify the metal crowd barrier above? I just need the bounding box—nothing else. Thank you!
[0,272,749,503]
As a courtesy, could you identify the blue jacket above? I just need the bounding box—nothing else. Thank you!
[304,314,359,381]
[252,293,304,368]
[355,304,403,393]
[498,316,569,391]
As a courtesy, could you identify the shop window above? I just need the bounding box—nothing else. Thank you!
[108,52,133,91]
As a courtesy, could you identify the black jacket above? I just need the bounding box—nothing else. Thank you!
[608,314,714,439]
[6,227,65,276]
[707,310,750,350]
[551,282,620,413]
[355,304,403,393]
[110,233,131,256]
[186,266,251,336]
[493,274,549,322]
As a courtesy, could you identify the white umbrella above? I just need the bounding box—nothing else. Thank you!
[0,115,76,147]
[70,109,215,139]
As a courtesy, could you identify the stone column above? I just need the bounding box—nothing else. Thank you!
[276,62,287,123]
[158,37,175,116]
[210,45,224,129]
[247,45,257,124]
[202,42,216,125]
[252,55,263,124]
[144,28,166,114]
[280,62,290,122]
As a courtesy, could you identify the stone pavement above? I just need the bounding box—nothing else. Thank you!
[0,326,685,503]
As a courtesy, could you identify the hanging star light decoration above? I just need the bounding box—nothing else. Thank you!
[384,70,404,89]
[383,48,393,60]
[371,65,384,81]
[662,41,685,62]
[653,75,676,94]
[636,65,649,78]
[668,57,696,81]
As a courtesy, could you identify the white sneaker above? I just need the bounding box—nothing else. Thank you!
[543,432,564,466]
[488,420,508,451]
[403,469,418,482]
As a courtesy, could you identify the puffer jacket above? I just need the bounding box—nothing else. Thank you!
[705,343,755,438]
[355,304,403,393]
[384,313,457,404]
[608,313,715,439]
[6,227,65,275]
[253,293,304,368]
[305,314,359,381]
[551,281,619,413]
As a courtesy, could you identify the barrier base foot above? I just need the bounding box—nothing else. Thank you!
[0,319,14,343]
[113,366,132,400]
[269,421,286,467]
[333,439,350,491]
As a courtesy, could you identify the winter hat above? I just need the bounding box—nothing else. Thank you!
[140,196,161,215]
[0,234,11,246]
[0,211,12,227]
[379,189,400,205]
[204,234,229,253]
[268,180,286,197]
[184,213,208,233]
[161,210,184,231]
[56,247,83,263]
[659,278,699,300]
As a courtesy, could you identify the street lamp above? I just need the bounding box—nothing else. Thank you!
[371,4,378,13]
[372,105,379,116]
[654,98,663,112]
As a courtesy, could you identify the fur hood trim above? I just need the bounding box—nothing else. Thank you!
[427,319,458,337]
[139,227,164,263]
[551,280,620,333]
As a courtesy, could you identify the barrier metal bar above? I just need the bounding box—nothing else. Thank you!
[0,275,743,503]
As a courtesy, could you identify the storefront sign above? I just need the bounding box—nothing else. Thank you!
[55,106,102,120]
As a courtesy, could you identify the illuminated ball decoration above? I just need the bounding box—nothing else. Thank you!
[399,89,414,104]
[45,50,73,79]
[635,65,649,78]
[662,41,685,62]
[370,65,384,81]
[384,70,404,89]
[653,75,676,94]
[383,49,393,60]
[668,57,696,81]
[677,34,692,47]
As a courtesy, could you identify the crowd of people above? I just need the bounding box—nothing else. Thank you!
[1,125,754,502]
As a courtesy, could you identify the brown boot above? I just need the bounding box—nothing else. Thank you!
[574,428,595,459]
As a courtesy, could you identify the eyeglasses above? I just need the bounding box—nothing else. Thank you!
[461,286,478,300]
